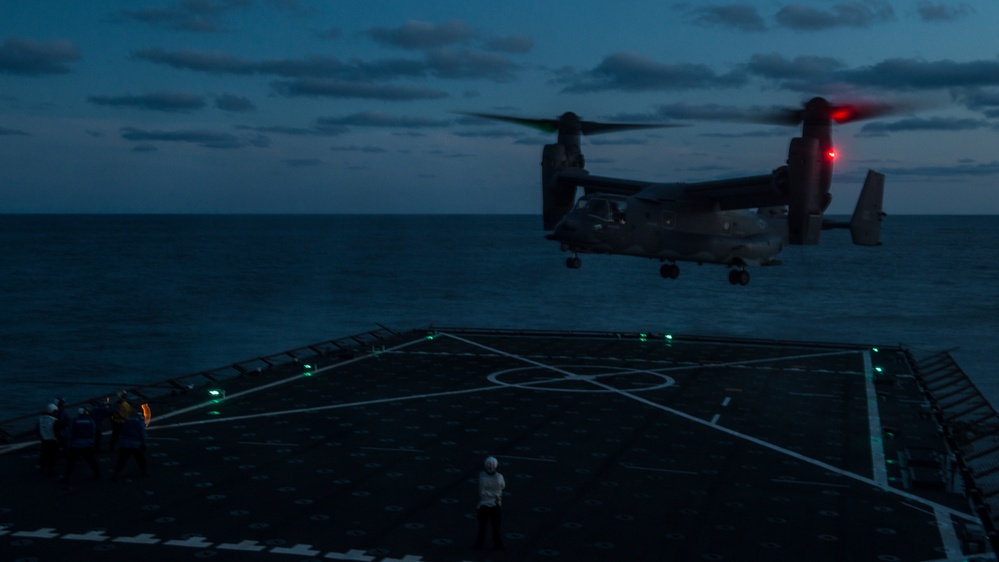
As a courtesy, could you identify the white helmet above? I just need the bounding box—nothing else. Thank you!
[484,456,499,471]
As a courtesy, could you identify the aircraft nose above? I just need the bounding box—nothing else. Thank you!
[557,214,583,233]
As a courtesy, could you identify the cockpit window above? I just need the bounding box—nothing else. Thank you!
[578,197,626,223]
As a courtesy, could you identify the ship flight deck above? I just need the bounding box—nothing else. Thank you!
[1,327,997,561]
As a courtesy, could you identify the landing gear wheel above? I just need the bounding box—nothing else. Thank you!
[566,256,582,269]
[728,269,750,285]
[659,263,680,279]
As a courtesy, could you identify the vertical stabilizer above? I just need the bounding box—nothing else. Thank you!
[850,170,885,246]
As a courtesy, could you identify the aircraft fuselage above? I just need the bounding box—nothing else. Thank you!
[548,194,786,268]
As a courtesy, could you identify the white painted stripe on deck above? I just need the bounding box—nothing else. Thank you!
[934,505,965,561]
[864,350,889,488]
[441,332,978,524]
[623,464,698,476]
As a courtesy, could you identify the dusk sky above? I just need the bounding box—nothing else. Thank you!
[2,1,998,214]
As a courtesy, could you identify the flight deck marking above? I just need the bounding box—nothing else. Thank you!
[440,332,978,525]
[150,336,432,425]
[498,454,557,463]
[623,463,698,475]
[771,478,850,488]
[863,350,889,489]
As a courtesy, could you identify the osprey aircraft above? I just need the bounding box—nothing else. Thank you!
[467,97,890,285]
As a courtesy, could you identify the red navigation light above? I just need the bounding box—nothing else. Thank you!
[827,149,837,160]
[830,108,853,123]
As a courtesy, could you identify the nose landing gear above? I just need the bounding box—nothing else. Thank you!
[566,254,582,269]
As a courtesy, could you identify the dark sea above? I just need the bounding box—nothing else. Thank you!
[2,215,997,425]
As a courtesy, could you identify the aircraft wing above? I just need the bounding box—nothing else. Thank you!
[676,173,788,210]
[557,168,789,210]
[556,169,652,196]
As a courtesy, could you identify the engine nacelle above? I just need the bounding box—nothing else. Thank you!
[541,143,581,230]
[786,137,825,245]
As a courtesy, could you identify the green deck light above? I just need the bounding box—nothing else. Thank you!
[875,366,883,373]
[639,333,648,342]
[207,388,225,402]
[665,334,673,340]
[872,347,879,353]
[303,364,314,376]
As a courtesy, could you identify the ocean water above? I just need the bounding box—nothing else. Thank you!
[2,214,997,424]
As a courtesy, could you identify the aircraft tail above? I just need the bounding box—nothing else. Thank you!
[822,169,885,245]
[849,170,885,246]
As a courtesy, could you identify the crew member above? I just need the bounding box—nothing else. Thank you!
[37,403,60,476]
[475,456,506,551]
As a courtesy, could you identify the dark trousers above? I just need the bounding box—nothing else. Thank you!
[109,421,123,451]
[62,446,100,482]
[39,440,59,476]
[112,447,147,480]
[475,505,503,549]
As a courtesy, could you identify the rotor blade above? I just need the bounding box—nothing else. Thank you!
[827,101,906,124]
[458,111,684,135]
[457,112,558,133]
[747,108,805,126]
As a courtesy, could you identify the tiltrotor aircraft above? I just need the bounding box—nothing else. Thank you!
[468,97,889,285]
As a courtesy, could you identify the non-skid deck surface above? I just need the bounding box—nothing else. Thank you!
[0,329,982,561]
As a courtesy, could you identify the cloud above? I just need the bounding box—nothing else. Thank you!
[917,2,974,22]
[425,48,519,81]
[857,116,990,137]
[0,37,80,76]
[88,92,206,112]
[236,121,349,136]
[775,1,894,31]
[744,53,999,93]
[681,4,768,32]
[215,94,254,112]
[134,48,258,74]
[329,145,387,153]
[879,160,999,177]
[365,20,477,50]
[120,126,255,148]
[136,46,519,84]
[118,0,252,33]
[483,35,533,54]
[0,126,29,136]
[950,87,999,116]
[271,79,448,100]
[317,112,450,128]
[837,58,999,91]
[559,52,747,93]
[619,102,768,122]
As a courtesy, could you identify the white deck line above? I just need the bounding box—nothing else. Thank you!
[864,350,889,488]
[442,332,978,524]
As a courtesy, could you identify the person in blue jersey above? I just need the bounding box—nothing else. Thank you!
[111,410,148,482]
[61,408,100,485]
[474,456,506,551]
[37,403,60,477]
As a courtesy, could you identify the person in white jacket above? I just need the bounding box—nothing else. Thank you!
[475,456,505,550]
